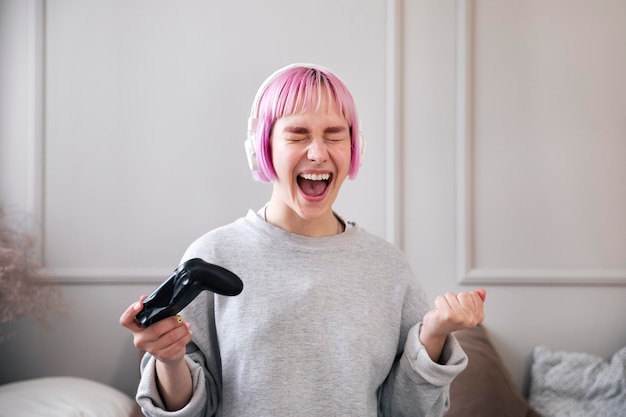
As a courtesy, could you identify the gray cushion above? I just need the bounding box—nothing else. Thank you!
[528,345,626,417]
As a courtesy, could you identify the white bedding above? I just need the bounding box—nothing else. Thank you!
[529,345,626,417]
[0,376,136,417]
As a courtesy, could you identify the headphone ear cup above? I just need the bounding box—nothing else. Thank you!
[359,134,366,166]
[244,135,258,172]
[245,117,260,172]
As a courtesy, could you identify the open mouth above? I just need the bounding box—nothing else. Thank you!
[297,173,331,197]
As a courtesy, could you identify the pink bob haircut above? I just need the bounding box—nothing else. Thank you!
[247,63,363,183]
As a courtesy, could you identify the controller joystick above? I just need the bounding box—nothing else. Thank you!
[135,258,243,327]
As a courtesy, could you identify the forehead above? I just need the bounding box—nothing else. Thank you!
[274,93,349,128]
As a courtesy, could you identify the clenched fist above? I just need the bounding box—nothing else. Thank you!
[420,289,486,362]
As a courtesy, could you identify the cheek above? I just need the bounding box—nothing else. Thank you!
[271,145,298,176]
[335,146,353,171]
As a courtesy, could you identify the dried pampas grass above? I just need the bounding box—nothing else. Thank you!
[0,206,64,342]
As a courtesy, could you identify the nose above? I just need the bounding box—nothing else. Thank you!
[307,139,329,165]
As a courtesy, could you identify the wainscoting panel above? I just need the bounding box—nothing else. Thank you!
[455,0,626,284]
[39,0,391,283]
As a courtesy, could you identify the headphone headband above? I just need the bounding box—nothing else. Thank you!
[247,63,325,139]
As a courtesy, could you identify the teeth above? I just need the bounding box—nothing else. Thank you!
[300,173,330,181]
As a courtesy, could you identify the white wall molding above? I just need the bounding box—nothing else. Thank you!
[27,0,46,264]
[0,0,45,235]
[43,267,171,285]
[456,0,474,284]
[385,0,404,249]
[464,268,626,286]
[455,0,626,285]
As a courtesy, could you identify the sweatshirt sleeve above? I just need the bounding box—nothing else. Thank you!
[135,352,216,417]
[379,323,468,417]
[134,287,222,417]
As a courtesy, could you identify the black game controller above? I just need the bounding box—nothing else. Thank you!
[135,258,243,327]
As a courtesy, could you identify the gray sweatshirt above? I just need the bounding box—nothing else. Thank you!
[136,210,467,417]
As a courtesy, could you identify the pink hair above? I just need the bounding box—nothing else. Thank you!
[250,64,362,182]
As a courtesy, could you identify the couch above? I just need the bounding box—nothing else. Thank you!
[2,325,624,416]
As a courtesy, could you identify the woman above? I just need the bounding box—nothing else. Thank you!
[120,63,486,417]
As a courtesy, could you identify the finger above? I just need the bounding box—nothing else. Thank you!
[145,321,192,361]
[443,291,466,312]
[475,288,487,302]
[456,291,477,310]
[149,314,185,333]
[152,328,192,364]
[119,296,147,329]
[461,292,487,317]
[164,322,192,349]
[463,291,485,324]
[142,315,188,345]
[455,292,482,320]
[434,292,454,312]
[448,292,484,326]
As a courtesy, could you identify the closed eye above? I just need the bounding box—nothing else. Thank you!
[285,136,308,143]
[325,135,348,142]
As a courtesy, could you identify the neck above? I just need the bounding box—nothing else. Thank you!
[263,203,344,237]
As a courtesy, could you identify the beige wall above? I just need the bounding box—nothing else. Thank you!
[403,0,626,392]
[1,0,625,398]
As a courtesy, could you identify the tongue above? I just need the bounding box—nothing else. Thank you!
[299,179,327,197]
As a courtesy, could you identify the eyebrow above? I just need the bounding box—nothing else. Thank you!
[282,125,348,135]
